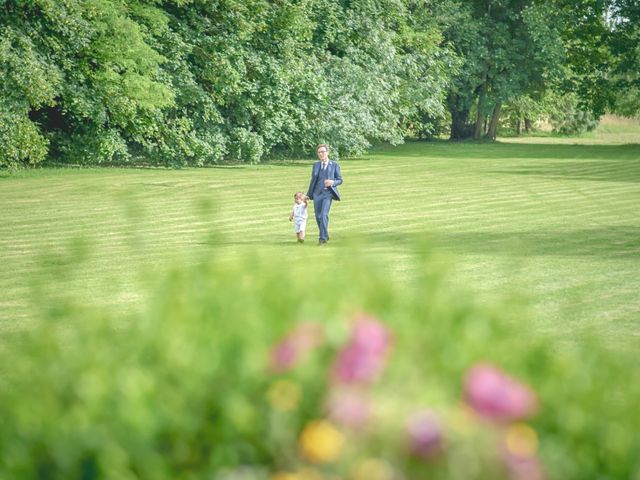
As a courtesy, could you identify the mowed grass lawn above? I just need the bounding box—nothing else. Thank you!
[1,119,639,347]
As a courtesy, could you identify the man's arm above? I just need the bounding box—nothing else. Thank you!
[324,163,343,188]
[332,163,342,187]
[306,164,316,199]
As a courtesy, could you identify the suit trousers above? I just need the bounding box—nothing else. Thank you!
[313,191,333,241]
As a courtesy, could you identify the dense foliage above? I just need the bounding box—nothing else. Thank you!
[0,0,451,167]
[1,244,639,478]
[0,0,637,167]
[608,0,640,116]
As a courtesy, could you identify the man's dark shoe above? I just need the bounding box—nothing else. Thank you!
[318,239,327,245]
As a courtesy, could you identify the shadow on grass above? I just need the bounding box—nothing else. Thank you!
[266,160,312,168]
[207,226,640,259]
[198,238,300,247]
[355,227,640,259]
[489,159,640,183]
[371,140,640,161]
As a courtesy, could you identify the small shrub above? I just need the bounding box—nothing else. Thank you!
[550,95,600,134]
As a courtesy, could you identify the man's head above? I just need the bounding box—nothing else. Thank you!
[316,144,329,162]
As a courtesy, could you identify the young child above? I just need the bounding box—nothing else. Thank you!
[289,192,308,243]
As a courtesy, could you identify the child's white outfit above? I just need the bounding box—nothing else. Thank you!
[292,203,308,233]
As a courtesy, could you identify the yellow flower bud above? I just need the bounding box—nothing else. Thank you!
[270,470,325,480]
[299,420,345,464]
[505,423,539,457]
[270,473,300,480]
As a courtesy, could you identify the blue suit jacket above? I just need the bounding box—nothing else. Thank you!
[307,160,343,201]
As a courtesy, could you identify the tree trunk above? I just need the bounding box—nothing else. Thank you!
[524,117,532,133]
[516,118,522,135]
[474,81,487,140]
[447,94,471,140]
[450,110,469,140]
[485,102,502,140]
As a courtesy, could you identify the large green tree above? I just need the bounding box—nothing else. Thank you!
[439,0,566,140]
[156,0,451,163]
[1,0,176,168]
[555,0,613,116]
[608,0,640,116]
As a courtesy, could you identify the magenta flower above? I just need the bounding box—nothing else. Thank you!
[269,322,323,373]
[406,410,444,459]
[464,363,538,422]
[331,315,392,385]
[325,388,371,428]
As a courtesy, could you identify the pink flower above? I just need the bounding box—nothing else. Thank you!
[325,388,371,428]
[331,315,392,385]
[503,450,546,480]
[464,363,538,422]
[269,322,324,373]
[406,410,444,459]
[350,315,390,354]
[270,340,298,372]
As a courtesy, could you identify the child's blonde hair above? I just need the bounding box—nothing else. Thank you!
[294,191,306,199]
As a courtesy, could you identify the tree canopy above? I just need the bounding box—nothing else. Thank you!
[0,0,637,168]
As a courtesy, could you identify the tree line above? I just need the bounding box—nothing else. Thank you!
[1,0,638,168]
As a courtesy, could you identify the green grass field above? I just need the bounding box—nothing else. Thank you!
[1,118,639,347]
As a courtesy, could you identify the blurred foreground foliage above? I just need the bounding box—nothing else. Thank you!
[0,242,639,479]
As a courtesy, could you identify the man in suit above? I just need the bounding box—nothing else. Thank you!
[307,144,343,245]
